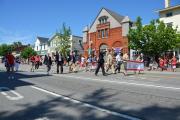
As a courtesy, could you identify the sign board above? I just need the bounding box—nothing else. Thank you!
[126,60,144,71]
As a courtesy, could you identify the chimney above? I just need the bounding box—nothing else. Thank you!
[165,0,170,8]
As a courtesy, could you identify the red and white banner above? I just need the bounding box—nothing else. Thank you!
[126,60,144,71]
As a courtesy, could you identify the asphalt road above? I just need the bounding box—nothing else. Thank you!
[0,64,180,120]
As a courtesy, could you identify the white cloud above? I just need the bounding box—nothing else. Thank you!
[0,27,33,45]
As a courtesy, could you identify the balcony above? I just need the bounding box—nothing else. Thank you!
[97,22,110,29]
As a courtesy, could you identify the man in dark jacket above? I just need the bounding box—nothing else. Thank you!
[95,50,106,76]
[55,51,64,74]
[44,54,52,75]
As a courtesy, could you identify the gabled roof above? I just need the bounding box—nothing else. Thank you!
[37,36,49,43]
[104,8,125,24]
[48,34,59,42]
[156,4,180,12]
[89,7,126,30]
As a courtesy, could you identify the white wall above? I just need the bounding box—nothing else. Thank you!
[34,39,40,51]
[71,35,83,54]
[34,38,49,51]
[159,8,180,31]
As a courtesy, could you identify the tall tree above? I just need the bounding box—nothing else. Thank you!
[128,17,178,58]
[56,23,71,56]
[20,47,37,59]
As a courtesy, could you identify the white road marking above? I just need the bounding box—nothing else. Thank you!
[0,87,24,100]
[31,85,141,120]
[34,117,49,120]
[59,75,180,91]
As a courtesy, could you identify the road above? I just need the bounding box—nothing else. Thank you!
[0,64,180,120]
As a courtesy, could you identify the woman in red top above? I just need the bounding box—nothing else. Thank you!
[171,56,177,72]
[6,52,15,72]
[159,57,164,71]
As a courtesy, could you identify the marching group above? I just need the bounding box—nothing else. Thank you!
[1,49,178,75]
[29,49,134,76]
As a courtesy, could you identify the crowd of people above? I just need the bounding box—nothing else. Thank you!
[1,50,178,75]
[158,56,177,72]
[28,49,135,76]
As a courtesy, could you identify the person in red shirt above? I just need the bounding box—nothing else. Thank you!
[159,57,164,71]
[6,52,15,72]
[30,55,35,72]
[35,55,41,69]
[171,56,177,72]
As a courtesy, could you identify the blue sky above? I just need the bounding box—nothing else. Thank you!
[0,0,179,45]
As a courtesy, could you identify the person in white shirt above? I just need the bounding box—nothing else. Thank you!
[115,52,123,73]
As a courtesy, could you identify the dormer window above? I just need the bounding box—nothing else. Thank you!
[98,16,108,24]
[166,12,173,17]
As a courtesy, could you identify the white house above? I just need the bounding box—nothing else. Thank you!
[48,34,83,55]
[34,36,49,55]
[157,0,180,61]
[157,0,180,31]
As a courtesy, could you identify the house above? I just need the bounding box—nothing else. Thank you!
[34,36,49,56]
[157,0,180,31]
[83,7,131,57]
[157,0,180,61]
[48,34,83,55]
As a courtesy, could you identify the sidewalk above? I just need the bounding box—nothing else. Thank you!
[142,67,180,75]
[0,63,180,76]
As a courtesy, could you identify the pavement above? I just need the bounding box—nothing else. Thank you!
[0,63,180,120]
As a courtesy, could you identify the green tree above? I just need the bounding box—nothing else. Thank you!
[20,47,37,59]
[0,44,12,56]
[56,23,71,56]
[12,41,22,50]
[128,17,178,57]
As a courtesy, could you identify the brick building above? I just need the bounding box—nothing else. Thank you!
[83,8,131,57]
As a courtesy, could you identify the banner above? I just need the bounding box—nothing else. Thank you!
[126,60,144,71]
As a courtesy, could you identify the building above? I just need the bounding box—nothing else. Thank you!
[83,8,131,57]
[48,34,83,55]
[158,0,180,31]
[34,36,49,56]
[157,0,180,61]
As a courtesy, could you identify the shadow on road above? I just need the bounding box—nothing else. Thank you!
[0,71,180,120]
[0,71,50,91]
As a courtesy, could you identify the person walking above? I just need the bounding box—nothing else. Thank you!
[106,50,115,74]
[35,55,40,69]
[159,57,165,71]
[55,51,64,74]
[171,55,177,72]
[95,50,106,76]
[115,52,123,73]
[44,54,52,75]
[15,56,21,72]
[135,54,143,74]
[122,53,129,76]
[69,52,76,73]
[30,55,35,72]
[6,52,15,72]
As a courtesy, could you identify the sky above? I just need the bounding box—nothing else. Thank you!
[0,0,179,45]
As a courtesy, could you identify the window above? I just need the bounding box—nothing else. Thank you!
[105,29,108,37]
[37,46,38,51]
[166,12,173,17]
[166,22,173,27]
[102,29,105,38]
[44,44,45,49]
[98,30,101,38]
[98,16,108,24]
